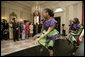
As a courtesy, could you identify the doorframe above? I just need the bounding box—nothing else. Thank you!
[54,16,61,34]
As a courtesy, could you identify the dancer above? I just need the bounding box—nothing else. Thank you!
[68,18,83,55]
[75,29,84,56]
[35,8,60,56]
[69,18,83,45]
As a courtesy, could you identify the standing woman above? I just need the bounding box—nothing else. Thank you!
[35,8,60,56]
[30,23,33,37]
[25,21,30,38]
[21,21,26,40]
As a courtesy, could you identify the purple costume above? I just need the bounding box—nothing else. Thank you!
[69,24,82,31]
[39,19,60,47]
[69,24,83,39]
[41,19,60,40]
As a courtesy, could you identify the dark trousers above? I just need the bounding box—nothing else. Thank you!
[33,30,36,36]
[62,30,67,36]
[2,30,9,40]
[4,33,9,40]
[13,30,19,42]
[1,30,3,40]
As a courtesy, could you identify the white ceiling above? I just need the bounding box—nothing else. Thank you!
[2,1,60,8]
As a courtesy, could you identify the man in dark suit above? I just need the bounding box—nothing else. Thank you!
[12,18,19,42]
[1,19,9,40]
[3,20,9,40]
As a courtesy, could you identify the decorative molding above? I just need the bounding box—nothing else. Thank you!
[1,1,30,11]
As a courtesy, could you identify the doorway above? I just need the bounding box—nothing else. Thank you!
[54,17,61,34]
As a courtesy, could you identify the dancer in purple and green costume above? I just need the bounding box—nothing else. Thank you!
[68,18,83,55]
[35,8,60,56]
[69,18,83,45]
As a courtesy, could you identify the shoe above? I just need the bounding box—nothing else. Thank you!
[72,52,75,56]
[40,48,43,52]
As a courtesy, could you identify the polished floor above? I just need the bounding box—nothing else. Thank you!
[1,38,39,56]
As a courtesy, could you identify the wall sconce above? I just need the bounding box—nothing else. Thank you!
[2,17,6,19]
[20,19,23,22]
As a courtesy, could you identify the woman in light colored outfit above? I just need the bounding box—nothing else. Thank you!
[30,23,33,37]
[21,22,26,40]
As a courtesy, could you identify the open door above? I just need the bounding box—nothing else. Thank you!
[54,17,61,34]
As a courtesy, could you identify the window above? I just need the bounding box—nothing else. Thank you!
[54,8,63,13]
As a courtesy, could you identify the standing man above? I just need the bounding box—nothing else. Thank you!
[3,20,9,40]
[12,18,19,42]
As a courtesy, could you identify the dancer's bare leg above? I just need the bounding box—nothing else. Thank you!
[40,47,44,52]
[46,47,54,56]
[49,50,54,56]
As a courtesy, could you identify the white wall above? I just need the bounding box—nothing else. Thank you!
[1,1,31,22]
